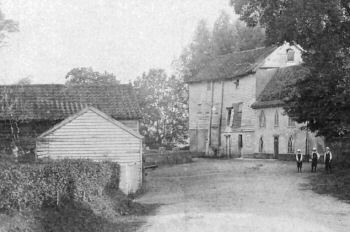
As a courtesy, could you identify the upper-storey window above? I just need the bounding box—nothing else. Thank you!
[259,110,266,128]
[287,48,295,62]
[197,104,202,114]
[274,110,279,127]
[227,102,243,128]
[226,107,233,126]
[288,135,294,153]
[288,116,296,127]
[206,81,211,91]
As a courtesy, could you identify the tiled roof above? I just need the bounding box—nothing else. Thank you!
[251,65,309,109]
[0,84,142,120]
[185,46,277,83]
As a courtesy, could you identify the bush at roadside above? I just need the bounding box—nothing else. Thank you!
[0,159,119,212]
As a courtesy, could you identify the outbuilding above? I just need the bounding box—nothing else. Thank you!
[36,106,143,194]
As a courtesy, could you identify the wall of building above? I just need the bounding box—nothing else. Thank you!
[188,73,258,153]
[187,43,306,156]
[36,109,142,194]
[254,107,324,158]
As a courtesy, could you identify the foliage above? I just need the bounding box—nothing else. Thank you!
[144,151,195,167]
[0,10,18,46]
[65,67,120,85]
[133,69,188,148]
[177,11,265,81]
[0,160,119,212]
[231,0,350,138]
[16,77,32,85]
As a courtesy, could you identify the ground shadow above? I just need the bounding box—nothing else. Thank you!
[37,199,160,232]
[303,162,350,203]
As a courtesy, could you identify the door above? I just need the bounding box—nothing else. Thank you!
[238,134,243,157]
[225,135,231,157]
[274,136,279,159]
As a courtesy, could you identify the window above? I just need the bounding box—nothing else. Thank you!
[206,82,211,91]
[238,134,243,148]
[227,103,243,128]
[226,107,233,126]
[288,116,296,127]
[259,110,266,128]
[197,104,202,114]
[274,110,279,127]
[238,103,243,113]
[288,136,294,153]
[287,48,295,62]
[259,136,264,153]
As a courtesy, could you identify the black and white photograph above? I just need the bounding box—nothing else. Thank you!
[0,0,350,231]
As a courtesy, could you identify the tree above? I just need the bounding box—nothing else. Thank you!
[133,69,188,148]
[178,20,213,81]
[234,20,265,51]
[177,13,265,81]
[16,77,32,85]
[232,0,350,139]
[212,11,236,55]
[65,67,120,85]
[0,10,18,47]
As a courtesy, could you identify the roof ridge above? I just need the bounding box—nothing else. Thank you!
[214,46,274,60]
[0,84,65,87]
[0,83,131,87]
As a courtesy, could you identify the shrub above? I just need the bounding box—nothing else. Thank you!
[0,159,120,212]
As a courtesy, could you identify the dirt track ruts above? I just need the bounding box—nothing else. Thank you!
[136,158,350,232]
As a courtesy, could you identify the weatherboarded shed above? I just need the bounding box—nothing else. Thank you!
[37,107,143,194]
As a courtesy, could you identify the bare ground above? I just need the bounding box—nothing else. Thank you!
[136,158,350,232]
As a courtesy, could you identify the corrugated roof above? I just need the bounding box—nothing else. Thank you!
[251,65,309,109]
[0,84,142,120]
[185,46,277,83]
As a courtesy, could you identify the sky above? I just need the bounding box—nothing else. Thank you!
[0,0,235,84]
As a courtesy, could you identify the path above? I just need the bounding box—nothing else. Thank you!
[136,158,350,232]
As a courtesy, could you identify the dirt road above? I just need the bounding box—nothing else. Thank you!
[136,158,350,232]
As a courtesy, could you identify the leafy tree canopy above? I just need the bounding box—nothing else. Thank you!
[232,0,350,138]
[65,67,120,85]
[133,69,188,148]
[0,10,18,46]
[16,77,32,85]
[177,11,265,81]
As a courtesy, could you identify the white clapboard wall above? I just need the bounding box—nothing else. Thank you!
[36,107,143,194]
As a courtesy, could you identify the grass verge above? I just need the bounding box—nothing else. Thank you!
[308,160,350,202]
[0,189,158,232]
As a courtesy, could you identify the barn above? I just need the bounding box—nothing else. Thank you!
[36,107,143,194]
[0,84,143,194]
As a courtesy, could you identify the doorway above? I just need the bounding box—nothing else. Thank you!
[274,136,279,159]
[238,134,243,157]
[225,135,231,157]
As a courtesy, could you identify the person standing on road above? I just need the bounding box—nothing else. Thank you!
[311,147,319,172]
[296,149,303,173]
[324,147,333,173]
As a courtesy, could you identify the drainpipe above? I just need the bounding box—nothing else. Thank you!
[305,125,309,162]
[218,81,224,147]
[206,81,214,155]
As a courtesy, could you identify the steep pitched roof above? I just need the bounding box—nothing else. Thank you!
[251,65,309,109]
[0,84,142,120]
[38,107,143,139]
[185,46,277,83]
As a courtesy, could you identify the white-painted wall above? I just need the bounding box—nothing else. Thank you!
[36,108,142,194]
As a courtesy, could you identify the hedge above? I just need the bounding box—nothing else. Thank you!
[0,159,119,212]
